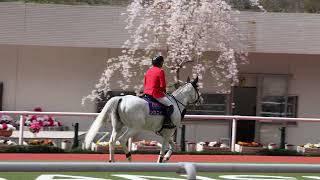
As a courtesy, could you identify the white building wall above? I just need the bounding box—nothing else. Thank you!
[0,45,19,110]
[1,3,320,145]
[0,3,128,48]
[286,57,320,144]
[0,44,230,141]
[3,46,320,145]
[240,53,320,145]
[0,45,116,128]
[2,3,320,54]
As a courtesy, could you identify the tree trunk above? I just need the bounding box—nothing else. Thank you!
[174,68,181,89]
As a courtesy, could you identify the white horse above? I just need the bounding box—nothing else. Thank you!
[84,77,200,163]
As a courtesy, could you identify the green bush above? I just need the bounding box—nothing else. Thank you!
[67,147,98,154]
[258,149,302,156]
[0,145,316,157]
[0,145,64,153]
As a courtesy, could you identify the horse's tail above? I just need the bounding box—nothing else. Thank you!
[83,97,122,150]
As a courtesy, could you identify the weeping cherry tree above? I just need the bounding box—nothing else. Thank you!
[83,0,263,103]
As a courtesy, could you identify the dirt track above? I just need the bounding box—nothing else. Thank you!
[1,153,320,163]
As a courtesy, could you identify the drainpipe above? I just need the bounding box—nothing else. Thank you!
[72,123,79,149]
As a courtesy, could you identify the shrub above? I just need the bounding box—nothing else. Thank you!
[0,145,64,153]
[67,147,97,154]
[258,149,302,156]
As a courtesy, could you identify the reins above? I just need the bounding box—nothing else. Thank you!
[168,83,201,119]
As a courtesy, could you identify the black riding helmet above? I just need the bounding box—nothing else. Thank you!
[152,55,164,67]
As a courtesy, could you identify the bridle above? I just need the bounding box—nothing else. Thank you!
[189,84,201,105]
[167,83,201,118]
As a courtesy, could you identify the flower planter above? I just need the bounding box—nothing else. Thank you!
[268,143,278,150]
[197,146,230,152]
[235,144,264,153]
[196,142,230,152]
[61,141,73,151]
[91,140,123,153]
[0,129,13,137]
[27,139,55,146]
[285,144,295,151]
[131,144,161,151]
[186,142,196,152]
[195,141,230,152]
[94,145,123,153]
[131,140,163,151]
[297,146,320,155]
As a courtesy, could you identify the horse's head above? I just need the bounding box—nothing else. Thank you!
[173,76,201,106]
[188,76,201,105]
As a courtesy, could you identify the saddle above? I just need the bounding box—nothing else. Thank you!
[140,94,166,115]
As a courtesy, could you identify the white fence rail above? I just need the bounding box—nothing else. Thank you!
[0,162,197,179]
[1,162,320,179]
[1,111,320,151]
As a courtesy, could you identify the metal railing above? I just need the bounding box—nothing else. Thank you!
[0,162,197,179]
[0,111,98,145]
[1,111,320,151]
[1,162,320,179]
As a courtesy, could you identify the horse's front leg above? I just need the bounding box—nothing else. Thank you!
[163,138,175,162]
[157,135,169,163]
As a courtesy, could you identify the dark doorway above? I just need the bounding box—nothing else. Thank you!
[232,87,257,142]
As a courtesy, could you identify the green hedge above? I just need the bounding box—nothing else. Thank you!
[258,149,302,156]
[66,147,97,154]
[0,145,316,157]
[0,145,64,153]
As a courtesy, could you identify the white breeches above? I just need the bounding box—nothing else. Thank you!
[156,96,174,107]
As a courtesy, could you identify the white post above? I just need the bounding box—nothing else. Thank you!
[231,118,237,152]
[19,115,24,145]
[128,137,132,151]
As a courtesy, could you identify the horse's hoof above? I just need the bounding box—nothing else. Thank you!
[157,156,164,163]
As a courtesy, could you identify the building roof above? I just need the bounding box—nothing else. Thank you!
[1,2,320,54]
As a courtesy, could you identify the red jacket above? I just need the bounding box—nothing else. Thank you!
[143,66,167,98]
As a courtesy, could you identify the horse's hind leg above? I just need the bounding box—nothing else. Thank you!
[118,128,137,162]
[108,125,122,162]
[108,128,117,162]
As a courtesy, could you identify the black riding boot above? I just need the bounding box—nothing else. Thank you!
[163,105,176,129]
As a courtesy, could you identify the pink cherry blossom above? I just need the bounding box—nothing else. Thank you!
[83,0,264,103]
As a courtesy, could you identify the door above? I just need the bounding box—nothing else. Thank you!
[232,87,257,142]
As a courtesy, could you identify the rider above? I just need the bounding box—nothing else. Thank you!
[143,55,176,129]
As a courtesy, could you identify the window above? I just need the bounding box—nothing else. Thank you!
[258,74,299,124]
[96,91,135,113]
[187,94,227,115]
[260,96,298,118]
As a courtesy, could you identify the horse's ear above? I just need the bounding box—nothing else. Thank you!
[186,76,190,83]
[191,76,198,87]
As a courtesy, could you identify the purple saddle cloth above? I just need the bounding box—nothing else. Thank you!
[141,95,166,115]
